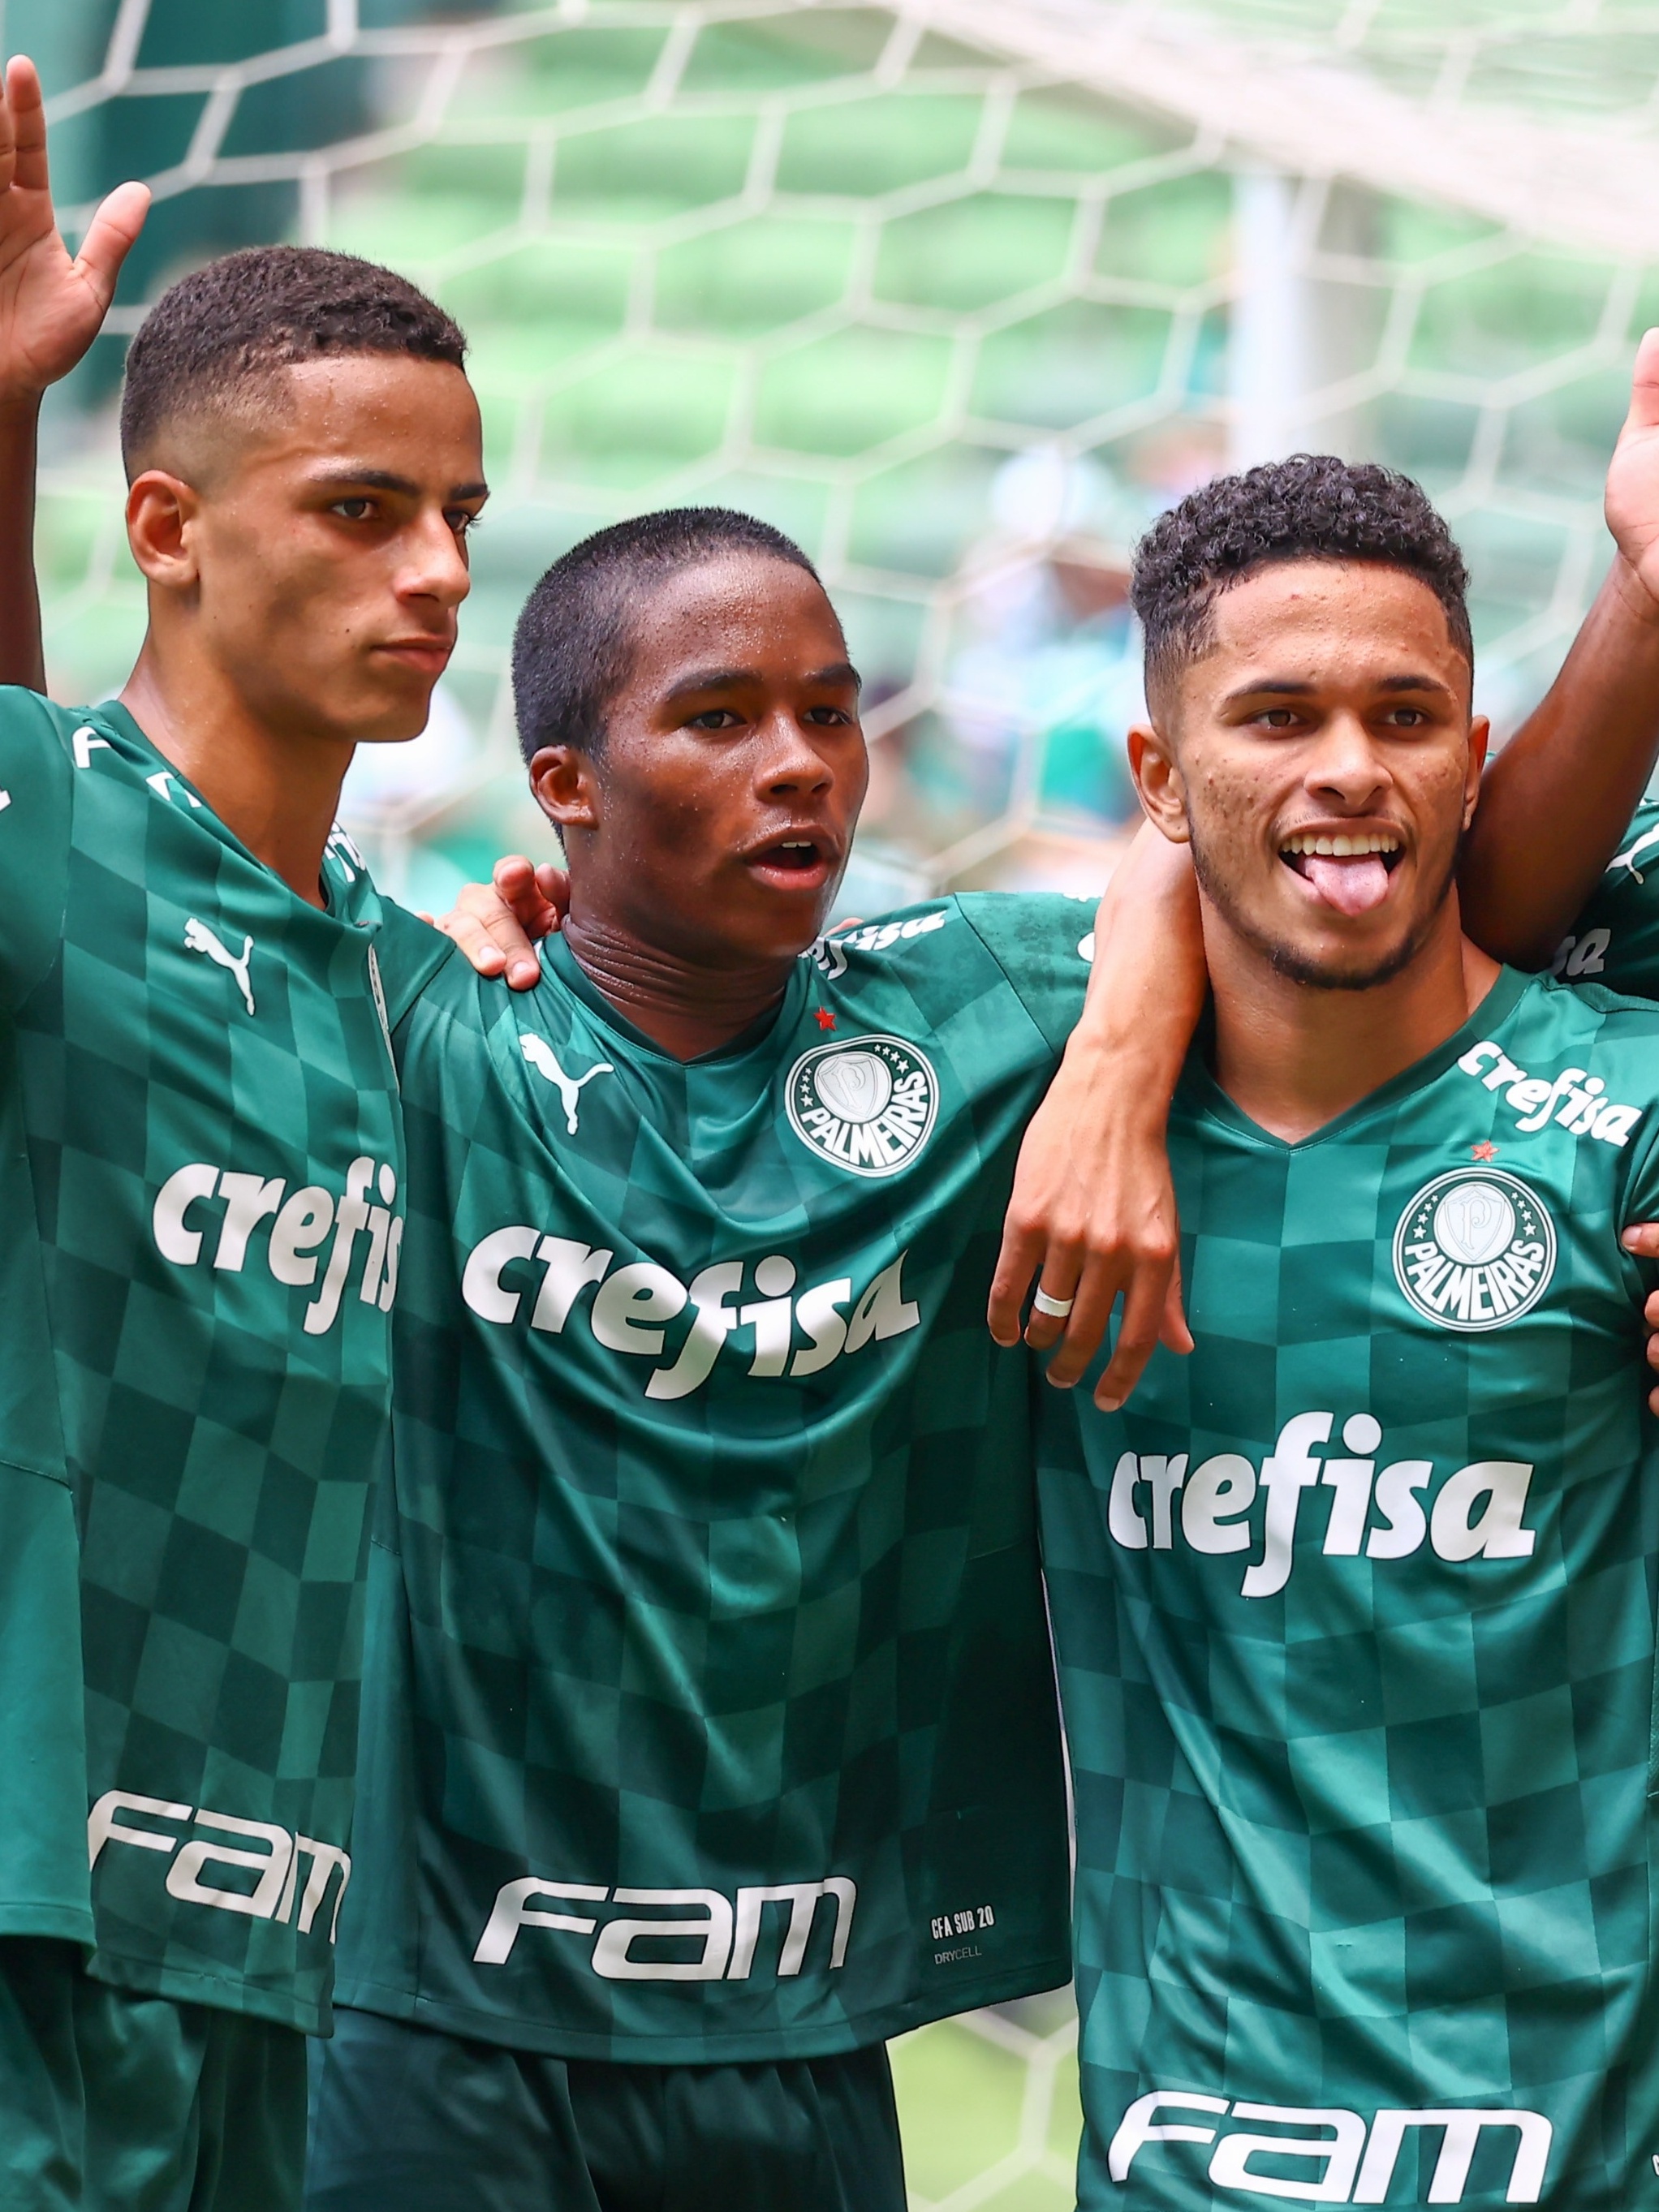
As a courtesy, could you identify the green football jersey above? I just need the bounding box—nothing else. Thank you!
[338,894,1088,2062]
[1552,795,1659,996]
[0,690,402,2033]
[1042,970,1659,2209]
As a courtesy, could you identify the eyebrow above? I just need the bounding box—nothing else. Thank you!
[664,660,862,701]
[1220,670,1454,706]
[310,467,489,501]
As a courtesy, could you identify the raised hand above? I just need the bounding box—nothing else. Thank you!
[0,54,148,400]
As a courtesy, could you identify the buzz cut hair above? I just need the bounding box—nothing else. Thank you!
[511,506,827,765]
[119,244,468,481]
[1131,454,1473,709]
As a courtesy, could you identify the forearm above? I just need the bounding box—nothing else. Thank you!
[1065,820,1205,1108]
[0,391,44,694]
[1461,556,1659,967]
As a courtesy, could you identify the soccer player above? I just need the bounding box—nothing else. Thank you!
[304,506,1107,2210]
[0,58,486,2210]
[1041,457,1659,2207]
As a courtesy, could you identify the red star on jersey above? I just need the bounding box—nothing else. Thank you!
[814,1006,837,1031]
[1471,1140,1497,1162]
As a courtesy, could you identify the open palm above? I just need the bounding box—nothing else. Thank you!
[0,55,147,400]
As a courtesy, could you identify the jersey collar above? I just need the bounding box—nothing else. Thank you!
[84,699,383,932]
[543,927,809,1066]
[1180,965,1532,1151]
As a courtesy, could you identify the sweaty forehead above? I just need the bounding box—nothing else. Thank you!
[1205,559,1465,679]
[629,556,843,673]
[149,353,481,490]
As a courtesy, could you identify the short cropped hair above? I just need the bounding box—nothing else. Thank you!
[511,507,825,764]
[120,245,467,480]
[1131,454,1473,707]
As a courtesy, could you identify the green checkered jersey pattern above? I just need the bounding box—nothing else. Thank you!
[0,691,402,2034]
[1041,970,1659,2211]
[337,893,1086,2063]
[1553,797,1659,996]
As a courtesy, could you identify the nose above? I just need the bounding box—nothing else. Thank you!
[400,506,472,611]
[757,710,836,796]
[1304,710,1391,810]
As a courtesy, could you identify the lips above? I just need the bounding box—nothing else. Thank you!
[1280,828,1403,917]
[376,639,454,673]
[742,829,840,891]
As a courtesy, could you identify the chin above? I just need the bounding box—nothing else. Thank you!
[1262,927,1424,992]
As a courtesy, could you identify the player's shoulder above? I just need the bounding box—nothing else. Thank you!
[372,897,457,1002]
[1514,966,1659,1049]
[809,889,1095,988]
[0,686,88,765]
[1464,970,1659,1151]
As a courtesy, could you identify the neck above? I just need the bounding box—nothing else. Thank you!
[562,909,795,1061]
[118,642,354,908]
[1207,897,1501,1142]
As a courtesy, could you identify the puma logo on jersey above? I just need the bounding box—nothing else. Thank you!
[460,1237,921,1398]
[152,1155,401,1332]
[183,917,256,1015]
[519,1035,615,1133]
[1110,2089,1550,2204]
[474,1873,855,1984]
[1611,820,1659,883]
[88,1792,351,1944]
[1108,1413,1536,1599]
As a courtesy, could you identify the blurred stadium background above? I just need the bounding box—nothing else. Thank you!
[20,1,1659,2201]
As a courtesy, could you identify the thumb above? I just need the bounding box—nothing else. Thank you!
[1622,326,1659,438]
[71,181,149,309]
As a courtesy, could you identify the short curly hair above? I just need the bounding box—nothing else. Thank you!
[1132,454,1472,709]
[121,245,467,480]
[512,506,828,764]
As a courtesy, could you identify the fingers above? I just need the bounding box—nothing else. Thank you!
[73,182,150,308]
[436,902,511,978]
[1627,328,1659,435]
[1623,1222,1659,1259]
[1040,1250,1121,1386]
[5,57,44,194]
[493,853,549,920]
[0,58,23,201]
[1092,1260,1171,1412]
[532,861,571,927]
[1158,1251,1193,1356]
[987,1221,1045,1347]
[444,872,545,988]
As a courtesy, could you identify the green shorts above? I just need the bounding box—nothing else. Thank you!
[0,1936,306,2212]
[304,2005,906,2212]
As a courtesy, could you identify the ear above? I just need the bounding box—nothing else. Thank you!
[1128,721,1192,845]
[528,744,601,836]
[126,471,203,588]
[1463,714,1491,827]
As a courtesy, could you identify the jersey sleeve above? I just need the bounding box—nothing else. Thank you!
[954,891,1097,1054]
[374,898,461,1028]
[0,690,73,1013]
[1553,798,1659,1000]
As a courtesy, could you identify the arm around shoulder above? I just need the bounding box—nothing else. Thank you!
[987,821,1204,1409]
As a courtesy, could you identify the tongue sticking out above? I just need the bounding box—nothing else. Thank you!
[1299,852,1392,916]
